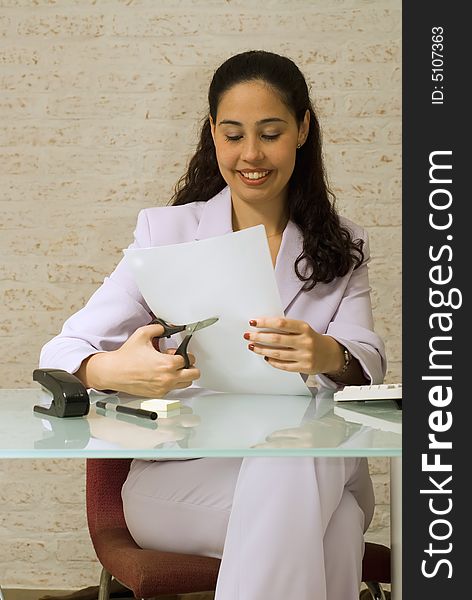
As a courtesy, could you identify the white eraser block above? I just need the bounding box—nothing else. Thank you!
[140,398,181,412]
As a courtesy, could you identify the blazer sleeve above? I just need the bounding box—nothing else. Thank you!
[39,210,154,374]
[315,231,387,389]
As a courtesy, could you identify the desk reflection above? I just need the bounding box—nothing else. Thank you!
[37,390,312,451]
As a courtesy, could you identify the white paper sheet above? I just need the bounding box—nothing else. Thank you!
[124,225,310,395]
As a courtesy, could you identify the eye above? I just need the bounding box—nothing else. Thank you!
[224,135,242,142]
[262,134,281,141]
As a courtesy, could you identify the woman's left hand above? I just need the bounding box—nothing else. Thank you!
[244,317,343,376]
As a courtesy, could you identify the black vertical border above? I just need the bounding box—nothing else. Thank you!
[403,2,467,598]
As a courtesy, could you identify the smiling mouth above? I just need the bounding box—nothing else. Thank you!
[238,170,271,180]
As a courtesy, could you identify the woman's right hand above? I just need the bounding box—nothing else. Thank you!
[77,323,200,398]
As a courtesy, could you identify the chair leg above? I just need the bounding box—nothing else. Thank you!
[364,581,388,600]
[98,567,113,600]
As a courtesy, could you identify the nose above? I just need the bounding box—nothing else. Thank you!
[240,137,264,162]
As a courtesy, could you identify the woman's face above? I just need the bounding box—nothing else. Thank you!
[210,80,309,211]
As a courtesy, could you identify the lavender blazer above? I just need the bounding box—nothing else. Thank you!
[40,186,386,388]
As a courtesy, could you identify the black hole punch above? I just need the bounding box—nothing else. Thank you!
[32,368,90,418]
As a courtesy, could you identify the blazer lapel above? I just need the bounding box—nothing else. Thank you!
[275,220,306,312]
[195,186,233,240]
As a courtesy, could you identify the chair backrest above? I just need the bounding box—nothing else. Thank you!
[362,541,391,583]
[86,458,133,536]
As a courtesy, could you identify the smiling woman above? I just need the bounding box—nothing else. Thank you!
[210,80,308,266]
[171,51,366,295]
[39,50,386,600]
[210,82,308,215]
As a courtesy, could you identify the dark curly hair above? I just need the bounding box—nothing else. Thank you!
[169,50,364,289]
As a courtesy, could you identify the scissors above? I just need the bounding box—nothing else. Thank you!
[150,316,219,368]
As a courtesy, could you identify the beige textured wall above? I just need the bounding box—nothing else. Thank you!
[0,0,401,590]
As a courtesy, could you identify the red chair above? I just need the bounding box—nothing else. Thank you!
[86,459,220,599]
[361,542,391,599]
[86,459,390,600]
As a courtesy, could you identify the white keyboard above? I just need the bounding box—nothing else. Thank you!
[333,383,402,402]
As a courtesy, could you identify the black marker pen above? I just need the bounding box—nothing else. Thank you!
[95,400,158,421]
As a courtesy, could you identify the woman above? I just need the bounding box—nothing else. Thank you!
[40,50,386,599]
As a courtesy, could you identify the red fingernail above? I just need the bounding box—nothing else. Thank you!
[249,320,257,326]
[243,332,250,340]
[248,343,255,351]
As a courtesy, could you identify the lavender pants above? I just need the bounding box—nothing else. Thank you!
[122,457,374,600]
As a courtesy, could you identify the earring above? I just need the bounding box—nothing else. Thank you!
[296,143,302,149]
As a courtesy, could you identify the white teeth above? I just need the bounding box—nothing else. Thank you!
[240,171,269,180]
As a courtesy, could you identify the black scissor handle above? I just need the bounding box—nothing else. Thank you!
[175,336,192,369]
[150,317,191,369]
[150,317,186,337]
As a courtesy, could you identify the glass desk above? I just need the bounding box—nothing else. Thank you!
[0,387,402,599]
[0,387,401,458]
